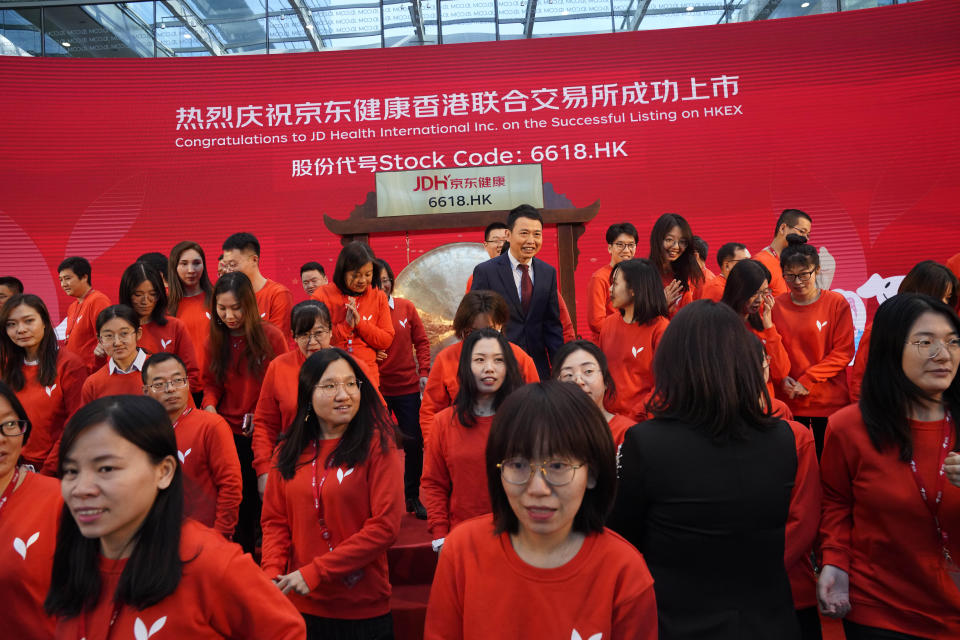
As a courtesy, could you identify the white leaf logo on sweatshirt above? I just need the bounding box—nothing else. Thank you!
[45,384,57,397]
[260,312,266,318]
[205,312,211,320]
[13,532,40,559]
[336,467,355,484]
[399,319,408,328]
[571,631,602,640]
[177,449,191,464]
[134,616,166,640]
[816,320,828,332]
[631,346,644,358]
[76,314,83,322]
[362,315,373,322]
[160,339,172,350]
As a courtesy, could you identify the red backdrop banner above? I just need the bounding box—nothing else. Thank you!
[1,0,958,341]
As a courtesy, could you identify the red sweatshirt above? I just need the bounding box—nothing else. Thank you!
[260,436,403,619]
[849,322,872,402]
[771,290,854,417]
[587,264,616,341]
[55,519,306,639]
[174,293,210,374]
[0,471,61,640]
[377,297,430,397]
[608,413,636,449]
[420,409,493,539]
[819,405,960,637]
[692,266,716,300]
[174,408,242,537]
[80,350,150,404]
[14,348,86,470]
[63,288,111,373]
[749,323,792,401]
[699,274,726,302]
[753,248,789,298]
[202,324,288,433]
[599,313,669,422]
[139,316,202,392]
[419,340,539,443]
[311,283,394,388]
[784,419,822,609]
[256,279,294,340]
[425,515,658,640]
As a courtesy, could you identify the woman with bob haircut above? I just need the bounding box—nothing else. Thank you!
[0,381,61,639]
[609,300,808,640]
[818,293,960,639]
[310,242,394,388]
[81,305,150,404]
[420,328,524,549]
[167,240,215,376]
[0,293,86,472]
[722,259,792,401]
[119,261,201,392]
[552,339,635,448]
[772,236,854,457]
[598,258,670,422]
[419,290,539,443]
[261,348,403,640]
[424,381,657,639]
[648,213,703,315]
[45,395,306,639]
[849,260,959,401]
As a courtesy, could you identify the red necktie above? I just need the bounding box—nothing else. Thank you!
[519,264,533,315]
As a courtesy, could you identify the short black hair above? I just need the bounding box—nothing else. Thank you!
[96,304,141,334]
[57,257,92,285]
[716,242,747,269]
[291,300,331,337]
[780,235,819,271]
[692,236,709,262]
[506,204,543,230]
[376,259,395,289]
[222,232,260,257]
[300,261,326,277]
[0,276,24,294]
[550,339,617,406]
[484,222,508,241]
[605,223,639,245]
[774,208,812,237]
[332,242,379,296]
[142,352,187,383]
[486,381,616,536]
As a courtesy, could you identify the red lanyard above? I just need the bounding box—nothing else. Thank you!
[908,412,954,562]
[0,467,22,516]
[172,407,192,430]
[311,441,335,553]
[79,600,122,640]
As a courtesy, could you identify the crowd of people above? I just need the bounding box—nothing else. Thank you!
[0,205,958,640]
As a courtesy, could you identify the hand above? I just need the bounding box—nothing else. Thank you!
[663,280,682,308]
[782,377,798,399]
[344,297,359,328]
[793,380,810,396]
[375,350,388,362]
[274,570,310,595]
[945,452,960,488]
[817,565,851,618]
[760,291,775,328]
[258,473,268,497]
[419,377,429,393]
[93,343,106,358]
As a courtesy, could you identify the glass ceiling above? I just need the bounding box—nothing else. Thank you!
[0,0,905,57]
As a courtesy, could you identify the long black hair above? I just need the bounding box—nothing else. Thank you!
[648,213,703,291]
[119,262,169,327]
[45,395,183,618]
[609,258,669,325]
[722,259,772,332]
[899,260,958,308]
[0,294,60,390]
[275,348,396,480]
[453,328,523,428]
[860,293,960,461]
[167,241,214,315]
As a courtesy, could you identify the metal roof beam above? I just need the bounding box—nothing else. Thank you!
[161,0,226,55]
[288,0,324,50]
[523,0,538,38]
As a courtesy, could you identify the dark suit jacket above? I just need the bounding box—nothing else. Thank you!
[470,252,563,378]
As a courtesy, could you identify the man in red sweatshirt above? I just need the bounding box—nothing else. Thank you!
[754,209,812,298]
[58,256,111,373]
[222,232,294,340]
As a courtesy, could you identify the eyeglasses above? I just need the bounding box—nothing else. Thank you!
[907,338,960,360]
[558,367,600,383]
[788,225,810,237]
[497,458,584,486]
[99,330,136,343]
[485,238,506,246]
[145,377,189,393]
[612,242,637,251]
[296,329,331,344]
[0,419,28,437]
[663,238,688,248]
[315,380,362,397]
[783,269,816,283]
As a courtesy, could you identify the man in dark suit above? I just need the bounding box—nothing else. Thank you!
[470,204,563,378]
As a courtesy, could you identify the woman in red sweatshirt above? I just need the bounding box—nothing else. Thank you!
[1,294,86,472]
[119,261,201,392]
[0,382,61,640]
[722,259,792,402]
[253,301,333,500]
[311,242,394,388]
[168,241,215,385]
[81,305,151,404]
[599,258,670,422]
[648,213,703,316]
[420,328,523,549]
[375,259,432,519]
[552,340,636,448]
[46,395,306,639]
[203,272,287,553]
[261,348,402,639]
[818,293,960,639]
[772,237,855,457]
[424,381,657,640]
